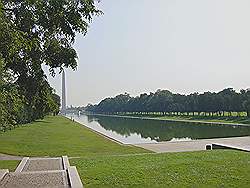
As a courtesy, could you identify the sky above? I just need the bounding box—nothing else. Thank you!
[44,0,250,107]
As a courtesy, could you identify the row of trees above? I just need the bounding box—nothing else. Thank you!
[0,0,100,131]
[85,88,250,117]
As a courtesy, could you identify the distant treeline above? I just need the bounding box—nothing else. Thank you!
[85,88,250,117]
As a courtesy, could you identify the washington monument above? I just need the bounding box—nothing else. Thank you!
[61,69,66,114]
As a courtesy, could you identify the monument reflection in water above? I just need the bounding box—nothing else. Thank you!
[68,114,250,144]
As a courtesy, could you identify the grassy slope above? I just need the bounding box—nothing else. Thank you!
[71,150,250,188]
[158,116,250,124]
[0,160,20,172]
[1,116,249,187]
[0,116,148,157]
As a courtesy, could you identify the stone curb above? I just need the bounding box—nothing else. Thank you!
[29,157,61,160]
[15,157,29,172]
[12,170,66,175]
[66,116,124,145]
[0,169,9,181]
[62,156,70,170]
[68,166,83,188]
[212,143,250,152]
[2,156,84,187]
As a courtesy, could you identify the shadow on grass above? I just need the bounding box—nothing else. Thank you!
[34,120,51,124]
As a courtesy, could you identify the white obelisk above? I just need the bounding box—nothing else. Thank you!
[61,69,66,114]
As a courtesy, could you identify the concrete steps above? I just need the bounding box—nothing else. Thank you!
[0,156,83,188]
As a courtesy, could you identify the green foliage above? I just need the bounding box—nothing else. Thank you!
[242,90,250,117]
[86,88,250,117]
[2,0,101,74]
[0,84,24,130]
[0,0,100,131]
[51,93,61,115]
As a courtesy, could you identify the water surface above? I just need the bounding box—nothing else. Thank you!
[67,114,250,144]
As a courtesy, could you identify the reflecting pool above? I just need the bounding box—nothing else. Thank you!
[67,114,250,144]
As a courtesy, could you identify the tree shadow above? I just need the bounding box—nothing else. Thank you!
[34,120,51,124]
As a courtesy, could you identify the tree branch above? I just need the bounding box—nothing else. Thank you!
[1,8,14,12]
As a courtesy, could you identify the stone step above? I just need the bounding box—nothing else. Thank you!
[0,170,69,188]
[0,169,9,182]
[23,158,63,172]
[0,156,83,188]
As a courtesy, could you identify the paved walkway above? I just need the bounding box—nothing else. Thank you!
[0,156,83,188]
[0,153,23,161]
[134,136,250,153]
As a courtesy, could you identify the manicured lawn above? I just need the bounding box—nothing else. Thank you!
[0,116,148,157]
[118,113,250,125]
[71,150,250,188]
[0,160,20,172]
[1,115,249,187]
[158,115,250,124]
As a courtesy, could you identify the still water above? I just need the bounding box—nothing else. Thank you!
[67,114,250,144]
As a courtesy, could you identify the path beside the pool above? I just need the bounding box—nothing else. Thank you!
[134,136,250,153]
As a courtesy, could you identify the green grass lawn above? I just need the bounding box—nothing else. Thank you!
[156,116,250,125]
[159,115,250,124]
[71,150,250,188]
[0,116,148,157]
[118,113,250,125]
[0,160,20,172]
[1,116,249,187]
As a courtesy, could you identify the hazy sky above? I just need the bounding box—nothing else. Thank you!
[44,0,250,106]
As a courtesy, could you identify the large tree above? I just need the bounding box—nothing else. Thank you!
[1,0,101,76]
[0,0,101,130]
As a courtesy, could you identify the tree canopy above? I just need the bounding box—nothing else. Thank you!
[85,88,250,117]
[0,0,100,131]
